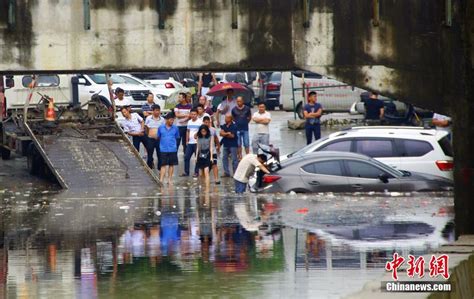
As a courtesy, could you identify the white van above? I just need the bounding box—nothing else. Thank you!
[4,74,166,112]
[279,71,365,117]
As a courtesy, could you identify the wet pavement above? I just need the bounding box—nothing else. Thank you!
[0,111,455,298]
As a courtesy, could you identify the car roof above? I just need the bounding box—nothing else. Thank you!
[283,151,371,165]
[328,126,447,139]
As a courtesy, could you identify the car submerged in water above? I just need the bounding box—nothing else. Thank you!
[250,151,453,194]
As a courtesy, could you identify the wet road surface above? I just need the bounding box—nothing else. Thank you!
[0,111,454,298]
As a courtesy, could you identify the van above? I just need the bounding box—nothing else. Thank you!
[279,71,365,117]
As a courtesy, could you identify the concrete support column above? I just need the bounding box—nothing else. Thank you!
[454,0,474,237]
[453,88,474,236]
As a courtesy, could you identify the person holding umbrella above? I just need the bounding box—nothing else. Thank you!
[216,89,237,127]
[206,82,249,127]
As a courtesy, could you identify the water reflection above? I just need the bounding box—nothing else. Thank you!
[0,190,454,298]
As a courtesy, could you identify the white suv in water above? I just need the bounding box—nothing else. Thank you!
[283,126,453,180]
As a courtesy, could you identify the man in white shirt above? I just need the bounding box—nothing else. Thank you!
[196,104,211,121]
[251,103,272,153]
[145,104,164,169]
[181,108,202,177]
[115,87,131,110]
[233,154,270,193]
[216,89,237,127]
[120,107,146,151]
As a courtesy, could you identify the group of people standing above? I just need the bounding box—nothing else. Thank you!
[118,82,274,189]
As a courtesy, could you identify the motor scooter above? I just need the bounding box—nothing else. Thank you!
[248,144,281,192]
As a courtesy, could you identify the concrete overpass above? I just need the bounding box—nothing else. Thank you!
[0,0,473,235]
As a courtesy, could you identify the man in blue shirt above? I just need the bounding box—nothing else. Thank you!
[157,113,180,184]
[303,91,323,145]
[231,96,251,160]
[220,114,239,177]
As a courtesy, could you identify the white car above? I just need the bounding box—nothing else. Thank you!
[77,74,162,112]
[131,73,187,105]
[116,73,167,110]
[282,126,454,180]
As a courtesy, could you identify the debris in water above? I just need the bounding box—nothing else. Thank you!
[119,206,130,210]
[155,211,161,216]
[297,208,308,214]
[289,191,296,196]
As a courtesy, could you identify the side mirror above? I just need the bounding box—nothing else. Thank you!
[5,78,14,88]
[378,173,389,184]
[77,78,87,85]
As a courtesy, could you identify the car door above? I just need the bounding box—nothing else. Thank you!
[77,74,100,104]
[343,159,400,192]
[299,160,351,192]
[354,138,401,170]
[394,138,436,174]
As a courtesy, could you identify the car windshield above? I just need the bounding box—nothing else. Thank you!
[287,137,329,158]
[119,75,154,88]
[89,74,126,84]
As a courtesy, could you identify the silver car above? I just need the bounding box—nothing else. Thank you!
[252,151,453,193]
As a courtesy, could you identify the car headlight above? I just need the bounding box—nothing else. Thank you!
[124,90,132,97]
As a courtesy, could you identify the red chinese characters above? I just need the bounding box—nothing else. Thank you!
[429,254,450,279]
[386,253,450,280]
[407,255,425,278]
[385,253,405,280]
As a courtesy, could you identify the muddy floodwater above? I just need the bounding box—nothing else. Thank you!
[0,112,454,298]
[0,184,454,298]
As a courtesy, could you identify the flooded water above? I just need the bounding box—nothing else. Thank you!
[0,185,454,299]
[0,112,455,298]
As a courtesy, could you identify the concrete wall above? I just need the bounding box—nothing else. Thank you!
[0,0,296,72]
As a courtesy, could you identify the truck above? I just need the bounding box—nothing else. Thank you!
[0,74,161,189]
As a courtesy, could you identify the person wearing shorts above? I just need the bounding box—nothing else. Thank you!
[199,116,221,184]
[157,113,180,184]
[231,96,251,160]
[196,125,213,184]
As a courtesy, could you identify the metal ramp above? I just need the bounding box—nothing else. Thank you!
[27,124,160,190]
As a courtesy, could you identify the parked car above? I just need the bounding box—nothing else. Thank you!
[116,73,167,109]
[261,71,282,110]
[251,151,453,193]
[282,126,454,180]
[279,71,365,117]
[76,74,158,112]
[130,73,187,102]
[247,71,270,103]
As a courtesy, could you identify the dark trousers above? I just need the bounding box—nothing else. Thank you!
[184,143,197,175]
[146,137,161,169]
[177,126,188,153]
[132,135,148,152]
[305,124,321,145]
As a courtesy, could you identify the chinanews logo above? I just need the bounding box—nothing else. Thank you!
[382,253,452,293]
